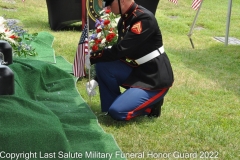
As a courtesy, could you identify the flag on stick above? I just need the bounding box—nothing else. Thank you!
[188,0,204,49]
[169,0,178,4]
[73,24,89,78]
[192,0,202,10]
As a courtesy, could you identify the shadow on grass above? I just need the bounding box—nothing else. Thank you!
[171,44,240,96]
[89,104,159,128]
[59,25,82,31]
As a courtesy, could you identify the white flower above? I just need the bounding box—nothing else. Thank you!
[97,32,102,38]
[0,17,7,33]
[110,17,120,28]
[0,25,5,33]
[101,14,110,19]
[115,17,120,23]
[99,9,105,14]
[3,36,16,44]
[101,38,106,44]
[4,29,13,37]
[0,16,6,25]
[111,21,117,28]
[99,43,106,48]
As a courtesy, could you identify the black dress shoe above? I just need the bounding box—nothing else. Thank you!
[148,98,164,117]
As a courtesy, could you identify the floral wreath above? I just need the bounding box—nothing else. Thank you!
[0,16,37,57]
[89,9,120,52]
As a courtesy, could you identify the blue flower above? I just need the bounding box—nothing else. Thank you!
[89,34,97,40]
[95,19,104,28]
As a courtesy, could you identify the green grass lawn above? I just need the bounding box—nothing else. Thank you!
[1,0,239,159]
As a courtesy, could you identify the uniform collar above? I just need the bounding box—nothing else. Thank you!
[122,2,138,20]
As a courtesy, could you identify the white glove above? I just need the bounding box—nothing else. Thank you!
[85,54,91,70]
[86,79,98,97]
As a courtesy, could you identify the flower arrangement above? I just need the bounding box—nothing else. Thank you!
[89,9,120,52]
[0,16,38,57]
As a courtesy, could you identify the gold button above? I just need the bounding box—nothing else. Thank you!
[123,22,125,25]
[122,29,125,33]
[121,37,123,40]
[94,54,96,56]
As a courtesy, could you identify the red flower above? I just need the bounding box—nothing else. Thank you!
[96,28,102,33]
[92,44,99,52]
[94,39,102,44]
[105,9,111,14]
[9,35,18,39]
[106,33,116,42]
[104,20,110,26]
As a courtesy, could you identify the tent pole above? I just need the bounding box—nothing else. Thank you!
[225,0,232,46]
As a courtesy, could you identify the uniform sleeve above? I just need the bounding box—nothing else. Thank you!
[90,15,157,64]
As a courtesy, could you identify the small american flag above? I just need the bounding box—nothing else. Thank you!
[192,0,202,10]
[73,24,89,78]
[169,0,178,4]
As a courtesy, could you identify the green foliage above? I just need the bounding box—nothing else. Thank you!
[13,32,38,57]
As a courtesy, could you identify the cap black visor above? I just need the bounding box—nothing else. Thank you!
[105,0,114,7]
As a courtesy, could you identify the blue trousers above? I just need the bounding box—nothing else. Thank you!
[95,60,169,121]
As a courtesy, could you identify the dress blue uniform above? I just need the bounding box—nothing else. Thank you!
[90,1,174,120]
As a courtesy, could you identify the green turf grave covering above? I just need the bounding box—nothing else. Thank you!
[0,58,125,160]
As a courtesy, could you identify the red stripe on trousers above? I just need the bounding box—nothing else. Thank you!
[125,88,168,120]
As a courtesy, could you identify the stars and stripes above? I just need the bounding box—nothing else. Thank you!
[169,0,178,4]
[73,24,89,78]
[191,0,202,10]
[168,0,203,9]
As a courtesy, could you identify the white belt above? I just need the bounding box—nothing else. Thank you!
[135,46,164,65]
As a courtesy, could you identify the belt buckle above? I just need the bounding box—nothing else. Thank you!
[158,46,164,54]
[126,58,132,63]
[126,58,139,65]
[133,60,139,65]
